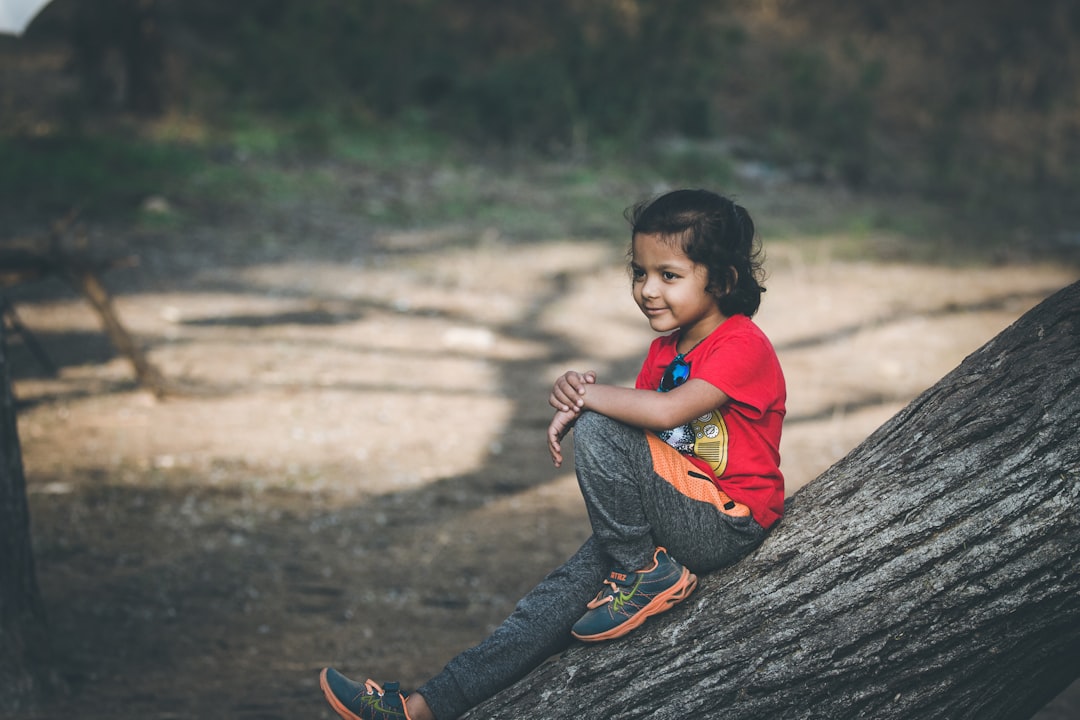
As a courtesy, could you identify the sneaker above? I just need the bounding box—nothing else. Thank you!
[571,547,697,642]
[319,668,413,720]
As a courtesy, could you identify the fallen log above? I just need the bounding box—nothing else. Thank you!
[466,280,1080,720]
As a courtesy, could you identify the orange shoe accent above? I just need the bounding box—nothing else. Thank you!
[321,669,363,720]
[319,669,414,720]
[571,565,698,642]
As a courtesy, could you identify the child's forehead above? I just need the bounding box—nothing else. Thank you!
[631,232,691,262]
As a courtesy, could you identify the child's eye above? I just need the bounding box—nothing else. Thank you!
[631,267,645,280]
[662,271,679,280]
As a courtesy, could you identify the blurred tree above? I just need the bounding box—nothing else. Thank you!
[71,0,164,114]
[0,322,48,714]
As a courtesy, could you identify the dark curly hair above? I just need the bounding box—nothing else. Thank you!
[626,189,766,317]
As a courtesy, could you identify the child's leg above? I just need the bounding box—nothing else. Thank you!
[571,411,766,574]
[323,412,766,720]
[414,536,608,720]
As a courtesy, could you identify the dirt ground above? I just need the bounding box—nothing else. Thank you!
[7,201,1080,718]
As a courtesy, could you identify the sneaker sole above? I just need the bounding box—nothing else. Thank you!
[319,668,368,720]
[571,567,698,642]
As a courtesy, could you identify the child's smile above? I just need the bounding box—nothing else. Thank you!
[630,232,728,348]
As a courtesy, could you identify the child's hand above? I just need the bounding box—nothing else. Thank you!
[549,370,597,413]
[547,408,579,467]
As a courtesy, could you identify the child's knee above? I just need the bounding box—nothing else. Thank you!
[573,410,613,441]
[574,412,644,455]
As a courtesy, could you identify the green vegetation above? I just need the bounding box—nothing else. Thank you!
[0,136,198,216]
[0,96,736,241]
[2,1,1078,258]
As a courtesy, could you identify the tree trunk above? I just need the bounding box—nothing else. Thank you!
[466,280,1080,720]
[0,322,49,714]
[72,0,164,114]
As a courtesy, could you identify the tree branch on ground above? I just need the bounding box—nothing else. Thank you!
[0,211,167,397]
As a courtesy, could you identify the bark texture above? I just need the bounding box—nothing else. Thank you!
[465,280,1080,720]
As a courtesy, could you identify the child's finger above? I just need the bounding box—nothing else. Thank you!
[547,433,563,466]
[564,378,586,400]
[556,382,586,408]
[569,371,596,395]
[549,389,574,411]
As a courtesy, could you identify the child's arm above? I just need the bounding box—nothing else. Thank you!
[560,376,729,431]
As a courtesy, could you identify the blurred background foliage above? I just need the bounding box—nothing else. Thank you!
[2,0,1079,247]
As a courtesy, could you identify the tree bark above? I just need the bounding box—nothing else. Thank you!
[0,323,49,714]
[466,280,1080,720]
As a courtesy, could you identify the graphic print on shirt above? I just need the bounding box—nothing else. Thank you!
[656,357,730,476]
[690,409,728,476]
[657,409,729,476]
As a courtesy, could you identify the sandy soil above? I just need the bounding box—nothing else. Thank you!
[7,214,1079,718]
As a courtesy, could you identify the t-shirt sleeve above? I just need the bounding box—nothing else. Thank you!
[693,330,781,419]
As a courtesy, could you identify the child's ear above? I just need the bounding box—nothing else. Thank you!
[708,268,734,302]
[713,267,738,297]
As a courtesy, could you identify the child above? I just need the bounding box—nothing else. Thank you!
[320,188,786,720]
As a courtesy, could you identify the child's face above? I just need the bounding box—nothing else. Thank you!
[630,233,728,343]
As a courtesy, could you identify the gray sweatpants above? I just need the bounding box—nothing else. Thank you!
[417,411,768,719]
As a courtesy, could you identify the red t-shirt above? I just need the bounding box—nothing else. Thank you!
[636,314,786,528]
